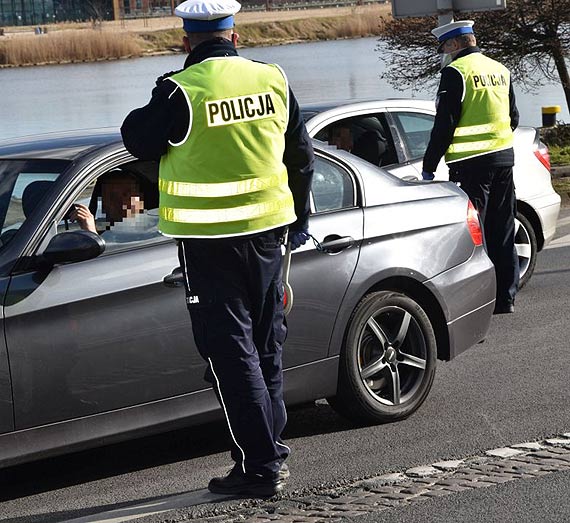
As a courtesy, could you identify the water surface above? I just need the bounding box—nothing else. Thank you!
[0,37,567,142]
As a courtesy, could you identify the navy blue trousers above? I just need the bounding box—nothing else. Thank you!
[178,229,289,478]
[450,165,520,306]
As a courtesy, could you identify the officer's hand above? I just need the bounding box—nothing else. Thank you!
[422,171,435,181]
[289,229,310,251]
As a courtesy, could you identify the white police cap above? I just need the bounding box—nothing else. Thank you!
[175,0,241,32]
[432,20,474,52]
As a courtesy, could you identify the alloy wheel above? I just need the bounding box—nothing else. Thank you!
[357,305,427,406]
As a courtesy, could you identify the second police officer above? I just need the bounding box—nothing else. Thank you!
[422,20,520,314]
[121,0,314,497]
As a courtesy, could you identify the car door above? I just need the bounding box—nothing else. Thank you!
[3,159,210,430]
[387,109,449,180]
[283,151,362,367]
[0,158,74,435]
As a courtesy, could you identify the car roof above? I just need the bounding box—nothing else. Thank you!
[301,99,436,115]
[0,128,123,160]
[0,129,339,162]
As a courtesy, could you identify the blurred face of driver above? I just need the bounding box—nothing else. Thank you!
[101,176,144,224]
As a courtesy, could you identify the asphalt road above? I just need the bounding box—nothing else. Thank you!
[1,208,569,523]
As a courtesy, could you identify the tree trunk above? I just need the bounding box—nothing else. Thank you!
[551,41,570,116]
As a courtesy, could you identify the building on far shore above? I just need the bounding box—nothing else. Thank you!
[0,0,369,26]
[0,1,176,26]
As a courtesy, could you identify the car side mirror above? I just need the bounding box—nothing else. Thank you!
[42,230,105,266]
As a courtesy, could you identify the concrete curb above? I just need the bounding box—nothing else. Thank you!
[191,433,570,523]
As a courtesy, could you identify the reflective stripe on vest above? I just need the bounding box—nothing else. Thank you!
[445,53,514,164]
[159,57,296,238]
[161,193,293,224]
[447,137,510,154]
[159,171,288,199]
[453,119,511,137]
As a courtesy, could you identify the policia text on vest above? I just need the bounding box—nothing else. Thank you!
[206,92,276,127]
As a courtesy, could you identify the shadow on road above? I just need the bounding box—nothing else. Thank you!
[0,400,355,503]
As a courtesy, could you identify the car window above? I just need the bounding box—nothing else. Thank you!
[392,112,435,161]
[0,159,69,251]
[314,115,398,168]
[58,161,163,253]
[311,156,355,213]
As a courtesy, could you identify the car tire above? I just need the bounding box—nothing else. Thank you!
[328,291,437,424]
[515,212,537,289]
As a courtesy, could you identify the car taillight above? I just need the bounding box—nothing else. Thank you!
[534,142,551,172]
[467,200,483,246]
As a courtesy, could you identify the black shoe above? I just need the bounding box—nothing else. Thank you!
[493,302,514,314]
[208,467,284,497]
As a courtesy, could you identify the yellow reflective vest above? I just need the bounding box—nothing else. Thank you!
[445,53,514,164]
[158,57,296,238]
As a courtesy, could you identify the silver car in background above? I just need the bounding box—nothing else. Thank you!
[0,130,494,468]
[303,100,561,288]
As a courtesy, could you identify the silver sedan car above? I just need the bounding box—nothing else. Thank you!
[0,130,494,468]
[302,99,561,288]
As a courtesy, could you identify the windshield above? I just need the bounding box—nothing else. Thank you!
[0,159,70,250]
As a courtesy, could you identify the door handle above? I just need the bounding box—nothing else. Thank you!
[318,235,355,254]
[163,267,185,288]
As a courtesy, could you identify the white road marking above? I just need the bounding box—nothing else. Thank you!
[60,489,229,523]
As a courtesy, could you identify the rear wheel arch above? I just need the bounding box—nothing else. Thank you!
[373,277,450,361]
[342,276,450,362]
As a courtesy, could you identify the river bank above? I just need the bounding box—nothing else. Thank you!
[0,4,389,67]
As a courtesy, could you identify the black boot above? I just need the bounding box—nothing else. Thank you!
[208,466,285,497]
[493,301,514,314]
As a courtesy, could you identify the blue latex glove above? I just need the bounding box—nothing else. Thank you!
[289,229,310,250]
[422,170,435,181]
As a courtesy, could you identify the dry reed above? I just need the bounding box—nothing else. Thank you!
[0,30,142,66]
[239,11,385,46]
[0,9,385,67]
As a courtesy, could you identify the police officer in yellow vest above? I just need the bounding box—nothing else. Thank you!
[422,20,520,314]
[121,0,314,497]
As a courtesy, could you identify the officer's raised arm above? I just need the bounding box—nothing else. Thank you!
[121,79,188,161]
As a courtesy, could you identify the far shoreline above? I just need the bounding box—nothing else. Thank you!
[0,4,389,68]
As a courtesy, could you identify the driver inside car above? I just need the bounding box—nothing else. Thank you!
[70,170,158,243]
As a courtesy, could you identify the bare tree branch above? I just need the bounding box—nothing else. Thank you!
[377,0,570,111]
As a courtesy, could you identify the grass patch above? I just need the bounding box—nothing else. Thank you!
[541,124,570,166]
[0,30,143,66]
[552,176,570,195]
[547,145,570,166]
